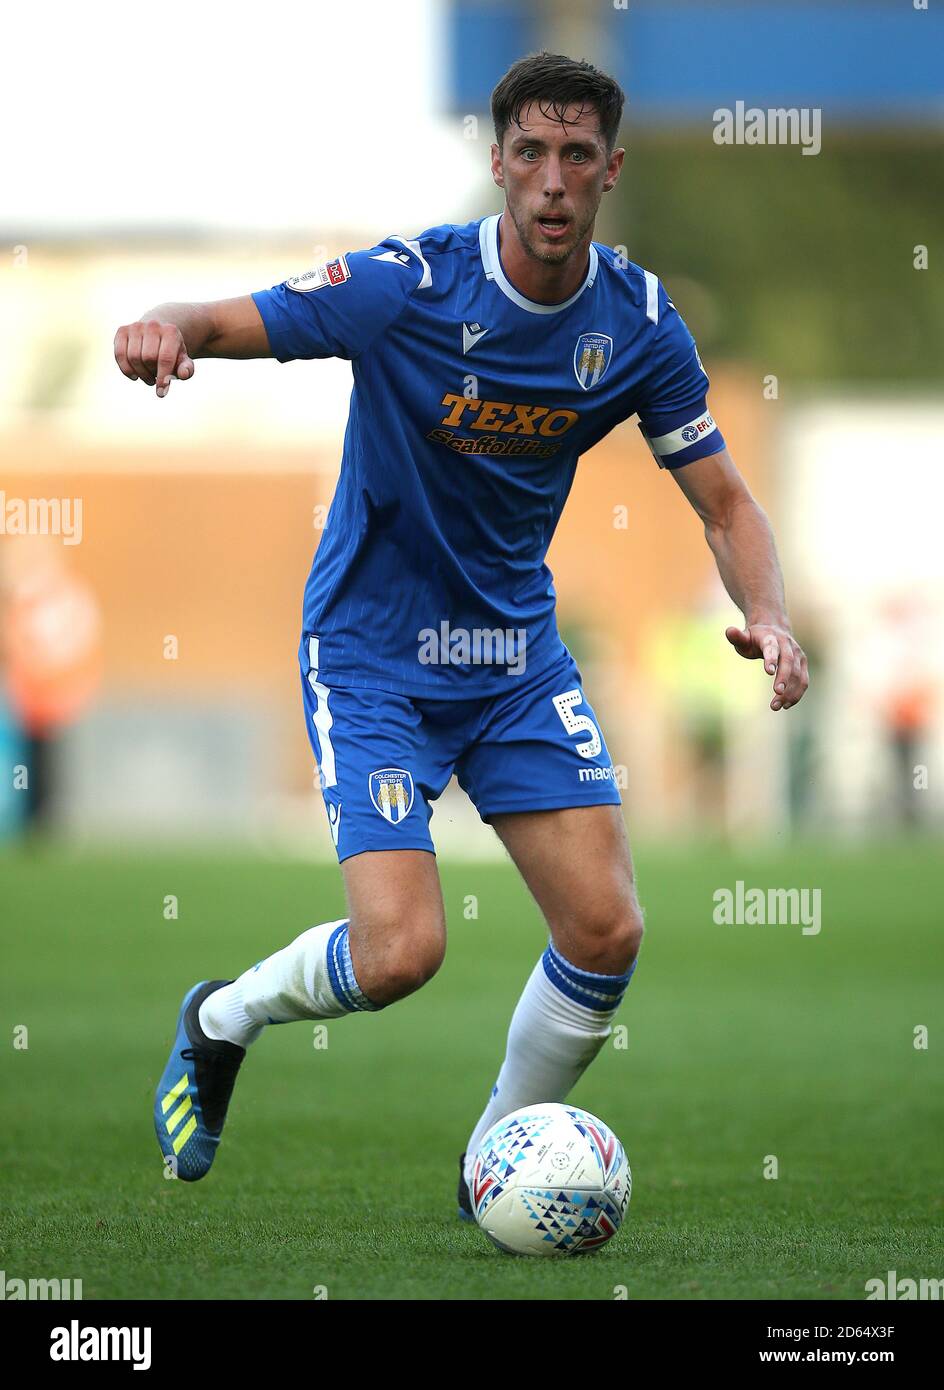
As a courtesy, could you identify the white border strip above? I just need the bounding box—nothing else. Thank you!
[479,214,598,315]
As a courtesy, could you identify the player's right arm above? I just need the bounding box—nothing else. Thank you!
[116,235,430,397]
[113,296,271,397]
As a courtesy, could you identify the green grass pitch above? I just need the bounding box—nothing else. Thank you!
[1,837,941,1300]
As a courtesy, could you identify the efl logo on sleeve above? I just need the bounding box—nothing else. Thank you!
[286,255,351,293]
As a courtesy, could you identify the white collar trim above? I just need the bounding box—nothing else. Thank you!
[478,213,598,315]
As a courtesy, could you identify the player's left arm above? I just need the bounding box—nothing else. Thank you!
[670,447,809,712]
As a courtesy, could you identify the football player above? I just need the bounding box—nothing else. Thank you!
[115,52,808,1197]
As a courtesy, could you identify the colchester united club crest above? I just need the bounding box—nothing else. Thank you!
[573,332,613,390]
[369,768,415,824]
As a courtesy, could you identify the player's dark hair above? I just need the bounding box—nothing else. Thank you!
[491,52,625,154]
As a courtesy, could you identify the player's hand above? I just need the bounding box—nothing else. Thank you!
[113,319,195,397]
[725,624,809,711]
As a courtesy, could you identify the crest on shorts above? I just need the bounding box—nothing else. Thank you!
[368,768,414,824]
[573,332,613,390]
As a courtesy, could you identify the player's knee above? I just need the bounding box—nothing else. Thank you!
[619,903,645,966]
[376,937,444,1002]
[349,902,445,1005]
[564,892,644,976]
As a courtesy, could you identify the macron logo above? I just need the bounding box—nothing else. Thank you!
[462,322,490,355]
[370,250,413,267]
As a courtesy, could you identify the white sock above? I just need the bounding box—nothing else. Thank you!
[463,941,636,1183]
[198,918,378,1048]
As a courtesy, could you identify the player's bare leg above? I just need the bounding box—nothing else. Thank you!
[200,848,444,1039]
[459,806,642,1209]
[155,849,445,1179]
[491,805,642,976]
[339,849,446,1004]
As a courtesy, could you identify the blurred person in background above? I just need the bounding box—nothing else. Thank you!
[1,536,102,837]
[872,594,939,827]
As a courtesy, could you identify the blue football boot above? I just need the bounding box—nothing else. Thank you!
[154,980,245,1181]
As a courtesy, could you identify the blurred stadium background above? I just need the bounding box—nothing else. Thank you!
[2,1,943,852]
[1,1,943,1301]
[1,0,942,850]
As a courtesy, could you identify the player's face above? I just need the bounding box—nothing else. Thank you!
[491,101,624,266]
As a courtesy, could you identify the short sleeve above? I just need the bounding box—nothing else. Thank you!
[251,234,429,363]
[636,280,726,469]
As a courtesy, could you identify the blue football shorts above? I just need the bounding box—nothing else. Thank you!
[299,635,622,863]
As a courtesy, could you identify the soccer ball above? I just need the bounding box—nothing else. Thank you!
[469,1103,631,1257]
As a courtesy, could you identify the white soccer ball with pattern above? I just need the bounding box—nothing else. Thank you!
[470,1103,631,1257]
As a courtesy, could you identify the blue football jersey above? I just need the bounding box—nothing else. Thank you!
[251,214,725,697]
